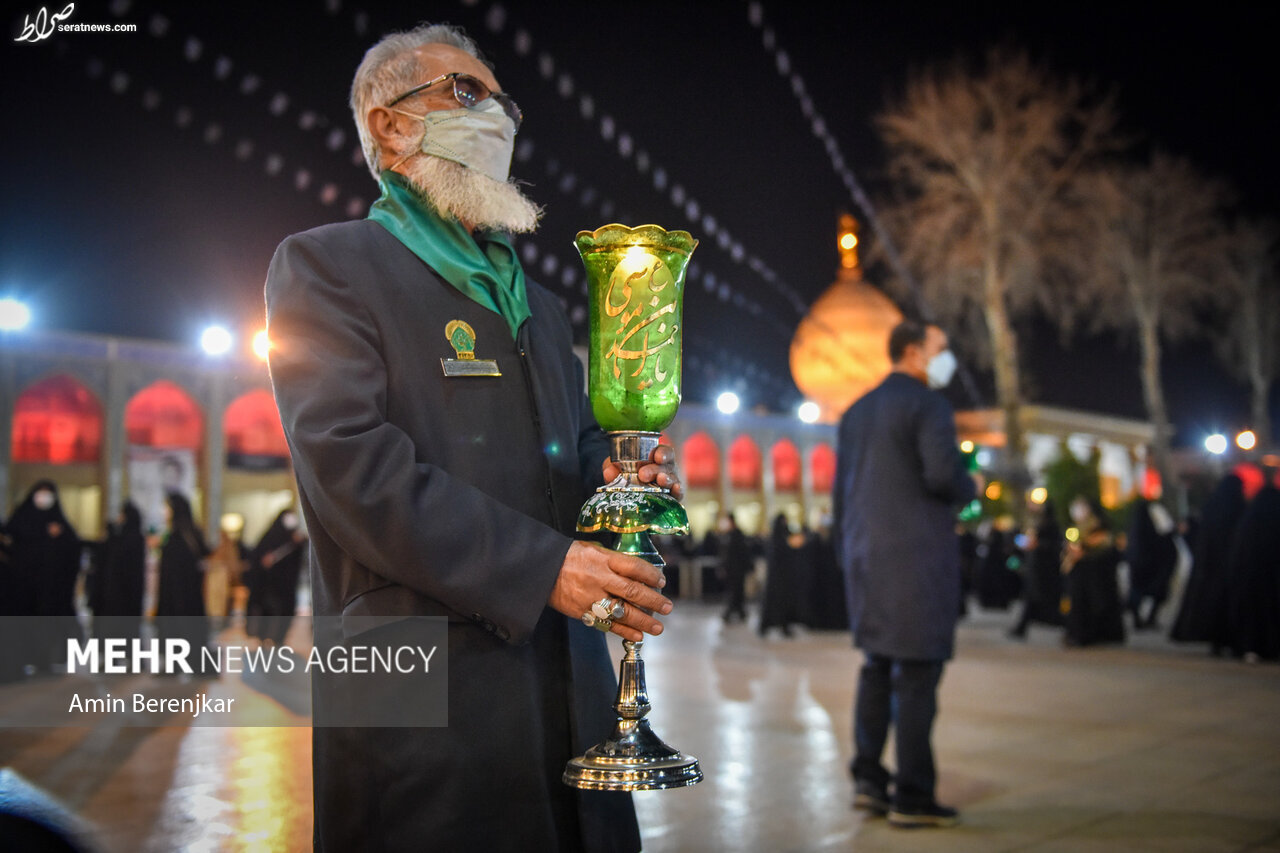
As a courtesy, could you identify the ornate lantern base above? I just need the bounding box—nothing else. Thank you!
[564,432,702,792]
[563,637,702,790]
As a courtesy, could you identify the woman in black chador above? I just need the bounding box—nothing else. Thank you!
[758,513,797,636]
[155,492,211,673]
[248,508,307,646]
[1171,473,1246,652]
[1061,496,1125,647]
[1125,496,1179,630]
[805,521,848,630]
[90,501,147,642]
[1226,483,1280,661]
[1009,501,1063,638]
[5,481,83,672]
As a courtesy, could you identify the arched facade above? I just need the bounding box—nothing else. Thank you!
[222,389,295,544]
[811,443,836,493]
[771,439,801,492]
[8,373,106,534]
[666,406,837,540]
[680,431,721,490]
[125,380,203,450]
[0,330,292,541]
[11,373,103,464]
[225,388,289,462]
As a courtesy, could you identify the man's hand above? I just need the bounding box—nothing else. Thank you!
[602,444,683,500]
[549,541,673,642]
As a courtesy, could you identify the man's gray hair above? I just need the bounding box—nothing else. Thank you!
[350,23,488,180]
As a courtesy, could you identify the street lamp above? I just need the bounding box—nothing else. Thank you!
[201,325,233,356]
[1204,433,1228,455]
[252,329,271,361]
[797,401,820,423]
[1236,430,1257,451]
[716,391,740,415]
[0,297,31,331]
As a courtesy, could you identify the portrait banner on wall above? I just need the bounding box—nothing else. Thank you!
[128,446,196,534]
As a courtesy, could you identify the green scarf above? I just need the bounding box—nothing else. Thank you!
[367,170,530,339]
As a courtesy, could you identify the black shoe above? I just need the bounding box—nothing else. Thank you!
[888,802,959,828]
[852,782,890,816]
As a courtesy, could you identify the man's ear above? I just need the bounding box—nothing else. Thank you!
[368,106,409,163]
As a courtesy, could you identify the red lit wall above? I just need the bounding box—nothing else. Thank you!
[125,381,203,449]
[681,432,720,489]
[772,439,801,492]
[225,389,289,457]
[728,435,762,490]
[811,443,836,493]
[11,374,103,464]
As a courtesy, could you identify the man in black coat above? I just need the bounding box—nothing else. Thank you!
[266,22,678,853]
[833,321,976,829]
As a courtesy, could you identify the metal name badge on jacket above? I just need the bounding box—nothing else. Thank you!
[441,320,501,376]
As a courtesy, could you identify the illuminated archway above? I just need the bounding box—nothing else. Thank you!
[225,389,289,466]
[125,381,203,449]
[680,432,720,489]
[728,435,762,490]
[11,374,103,464]
[811,443,836,493]
[771,439,801,492]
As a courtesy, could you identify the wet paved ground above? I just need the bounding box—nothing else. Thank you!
[2,604,1278,852]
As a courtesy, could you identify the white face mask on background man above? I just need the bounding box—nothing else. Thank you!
[33,489,56,511]
[926,349,957,389]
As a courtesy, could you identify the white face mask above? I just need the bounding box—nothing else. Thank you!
[926,349,957,389]
[33,490,55,511]
[392,99,515,184]
[1069,501,1090,525]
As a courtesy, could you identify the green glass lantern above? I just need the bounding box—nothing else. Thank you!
[563,224,702,792]
[577,224,694,433]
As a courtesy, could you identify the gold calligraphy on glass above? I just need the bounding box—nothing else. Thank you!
[602,248,679,390]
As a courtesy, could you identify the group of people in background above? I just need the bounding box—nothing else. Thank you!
[970,463,1280,661]
[1171,464,1280,661]
[691,510,847,637]
[679,465,1279,666]
[0,481,308,682]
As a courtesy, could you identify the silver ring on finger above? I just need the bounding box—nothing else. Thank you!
[591,597,617,621]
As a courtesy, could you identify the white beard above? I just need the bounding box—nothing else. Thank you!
[400,153,542,234]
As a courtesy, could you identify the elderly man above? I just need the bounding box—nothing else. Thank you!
[266,23,677,852]
[833,320,976,829]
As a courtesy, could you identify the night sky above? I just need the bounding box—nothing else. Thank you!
[2,1,1274,447]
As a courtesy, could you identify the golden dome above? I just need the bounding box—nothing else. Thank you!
[789,216,902,423]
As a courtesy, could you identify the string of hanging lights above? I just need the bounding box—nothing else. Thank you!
[81,1,802,404]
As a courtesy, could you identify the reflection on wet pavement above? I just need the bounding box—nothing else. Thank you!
[3,605,1279,852]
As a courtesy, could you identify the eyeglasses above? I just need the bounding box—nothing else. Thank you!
[387,72,523,131]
